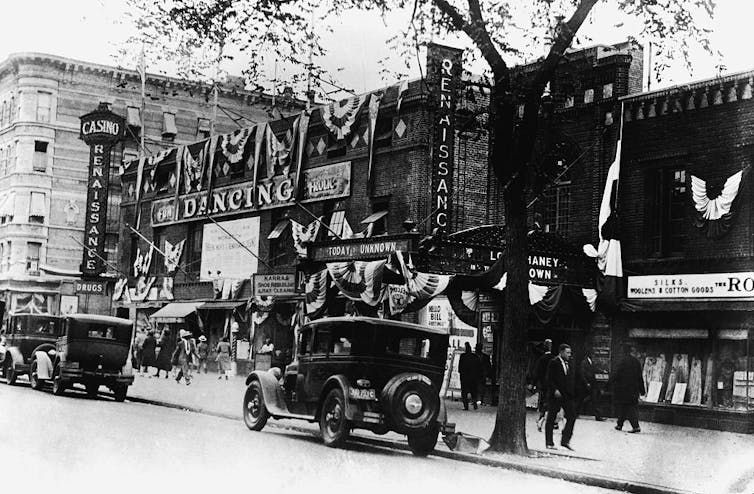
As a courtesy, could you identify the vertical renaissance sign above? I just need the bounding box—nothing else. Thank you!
[79,102,125,277]
[427,43,462,234]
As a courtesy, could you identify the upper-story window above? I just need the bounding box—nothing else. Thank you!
[197,118,211,140]
[648,168,687,257]
[29,192,46,224]
[268,210,291,267]
[162,112,177,142]
[363,199,390,236]
[26,242,41,274]
[36,91,52,123]
[127,107,142,138]
[0,146,7,176]
[602,83,614,99]
[541,162,571,237]
[584,89,594,104]
[1,241,11,272]
[33,141,49,172]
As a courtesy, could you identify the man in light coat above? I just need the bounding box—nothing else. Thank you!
[173,329,198,386]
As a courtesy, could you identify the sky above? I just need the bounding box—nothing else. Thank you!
[0,1,751,97]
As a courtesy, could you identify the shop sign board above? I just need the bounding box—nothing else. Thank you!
[253,273,298,297]
[151,161,351,226]
[75,280,106,294]
[310,237,412,262]
[627,272,754,298]
[200,217,260,281]
[79,103,124,276]
[427,43,462,234]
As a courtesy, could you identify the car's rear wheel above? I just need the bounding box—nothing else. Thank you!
[52,364,66,396]
[243,380,269,431]
[4,360,17,386]
[407,423,439,457]
[320,388,349,448]
[29,360,43,391]
[85,382,99,397]
[113,385,127,402]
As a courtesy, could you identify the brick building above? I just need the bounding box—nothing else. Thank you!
[0,52,281,320]
[616,71,754,431]
[115,42,642,377]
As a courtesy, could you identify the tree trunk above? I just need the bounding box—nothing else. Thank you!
[488,172,530,455]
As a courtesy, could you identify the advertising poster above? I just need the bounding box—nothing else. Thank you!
[200,217,260,281]
[418,296,476,349]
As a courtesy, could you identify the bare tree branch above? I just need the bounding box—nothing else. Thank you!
[466,0,508,81]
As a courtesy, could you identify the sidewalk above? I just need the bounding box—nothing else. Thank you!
[126,372,754,494]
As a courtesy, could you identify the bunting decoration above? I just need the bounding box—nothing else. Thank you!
[160,276,175,300]
[304,269,328,317]
[326,262,366,301]
[395,79,409,114]
[133,156,146,228]
[163,239,186,274]
[445,289,479,327]
[367,92,383,194]
[291,218,322,256]
[691,169,744,238]
[395,251,450,300]
[112,278,128,302]
[182,144,205,194]
[267,125,294,175]
[291,110,311,199]
[133,245,154,277]
[253,122,268,178]
[583,115,624,312]
[132,276,156,302]
[321,94,368,140]
[220,127,253,164]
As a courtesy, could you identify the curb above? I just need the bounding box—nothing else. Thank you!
[127,395,698,494]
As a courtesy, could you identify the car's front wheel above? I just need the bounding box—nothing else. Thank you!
[320,388,349,448]
[29,360,43,391]
[4,359,17,386]
[52,364,66,396]
[243,380,269,431]
[407,423,439,457]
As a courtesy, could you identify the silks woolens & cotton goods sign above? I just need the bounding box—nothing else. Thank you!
[427,43,462,234]
[79,103,125,276]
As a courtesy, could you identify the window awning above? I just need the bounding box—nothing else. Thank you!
[30,192,46,217]
[162,112,177,136]
[198,301,246,310]
[0,193,14,217]
[361,210,388,224]
[267,220,290,240]
[149,301,203,323]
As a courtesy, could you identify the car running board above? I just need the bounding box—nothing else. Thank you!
[273,413,315,421]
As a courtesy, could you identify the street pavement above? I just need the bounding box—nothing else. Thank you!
[0,382,618,494]
[120,370,754,494]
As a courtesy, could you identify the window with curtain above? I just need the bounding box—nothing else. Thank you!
[541,165,572,237]
[26,242,41,274]
[36,91,52,122]
[33,141,48,172]
[29,192,45,224]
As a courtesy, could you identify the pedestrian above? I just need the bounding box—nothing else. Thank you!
[259,338,274,355]
[141,330,157,376]
[133,328,146,374]
[545,343,577,451]
[475,343,492,406]
[612,345,646,433]
[197,335,209,374]
[458,342,482,411]
[172,329,198,385]
[215,336,231,380]
[533,339,553,431]
[578,349,605,421]
[154,328,174,379]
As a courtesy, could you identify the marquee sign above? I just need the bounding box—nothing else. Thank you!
[427,43,462,234]
[79,103,124,276]
[310,235,415,262]
[628,272,754,299]
[151,161,351,226]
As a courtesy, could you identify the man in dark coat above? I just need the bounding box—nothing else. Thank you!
[141,330,157,375]
[475,343,492,406]
[612,345,646,433]
[545,343,577,450]
[578,349,605,421]
[533,339,553,431]
[458,342,482,411]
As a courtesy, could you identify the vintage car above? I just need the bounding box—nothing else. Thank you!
[30,314,134,401]
[1,314,63,385]
[242,317,455,456]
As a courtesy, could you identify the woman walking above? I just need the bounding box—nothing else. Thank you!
[141,330,157,376]
[154,328,174,378]
[215,336,231,380]
[197,335,209,374]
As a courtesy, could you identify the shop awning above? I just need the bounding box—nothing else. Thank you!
[620,298,754,312]
[198,301,246,310]
[360,210,388,224]
[149,302,203,323]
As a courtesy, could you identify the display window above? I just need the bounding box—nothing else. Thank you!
[628,328,752,411]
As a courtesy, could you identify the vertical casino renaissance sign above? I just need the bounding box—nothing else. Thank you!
[427,43,462,234]
[79,102,125,277]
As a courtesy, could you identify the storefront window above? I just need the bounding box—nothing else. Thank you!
[629,328,751,410]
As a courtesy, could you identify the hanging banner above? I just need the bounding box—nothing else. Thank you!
[427,43,462,234]
[79,102,125,277]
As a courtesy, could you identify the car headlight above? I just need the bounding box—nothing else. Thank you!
[404,393,423,414]
[47,349,56,356]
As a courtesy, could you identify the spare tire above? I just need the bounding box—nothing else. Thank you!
[381,373,439,434]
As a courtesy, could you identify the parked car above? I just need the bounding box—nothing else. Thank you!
[30,314,134,401]
[242,317,455,456]
[0,314,63,385]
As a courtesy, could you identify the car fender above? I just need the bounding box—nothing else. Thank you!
[319,375,357,421]
[5,346,24,367]
[247,370,290,416]
[33,351,53,380]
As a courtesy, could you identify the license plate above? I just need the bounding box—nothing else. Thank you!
[348,387,376,401]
